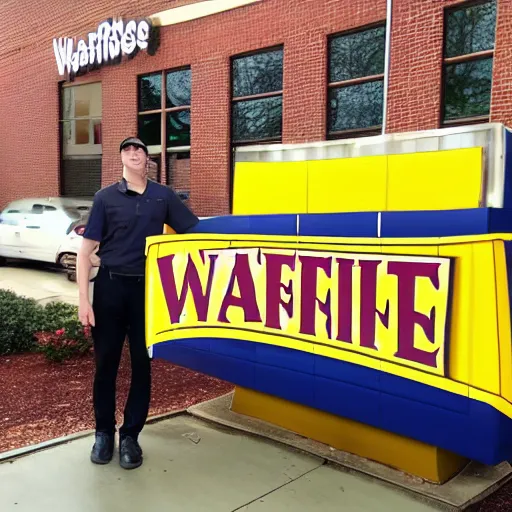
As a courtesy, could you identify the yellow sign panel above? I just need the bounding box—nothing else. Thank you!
[147,240,452,376]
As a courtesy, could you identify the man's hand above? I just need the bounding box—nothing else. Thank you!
[79,298,95,327]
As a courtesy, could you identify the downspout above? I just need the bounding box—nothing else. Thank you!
[382,0,393,134]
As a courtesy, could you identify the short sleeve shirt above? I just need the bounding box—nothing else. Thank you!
[83,178,199,274]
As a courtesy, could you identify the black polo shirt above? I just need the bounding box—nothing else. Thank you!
[83,178,199,274]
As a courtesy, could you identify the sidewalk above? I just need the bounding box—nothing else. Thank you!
[0,264,78,305]
[0,414,438,512]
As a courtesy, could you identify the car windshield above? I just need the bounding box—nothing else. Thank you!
[63,207,83,221]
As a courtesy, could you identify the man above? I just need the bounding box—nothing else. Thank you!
[77,136,199,470]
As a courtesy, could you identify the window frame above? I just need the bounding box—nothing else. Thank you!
[137,66,192,184]
[230,45,284,146]
[440,0,497,126]
[326,22,387,140]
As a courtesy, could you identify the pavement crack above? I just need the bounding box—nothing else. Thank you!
[230,463,324,511]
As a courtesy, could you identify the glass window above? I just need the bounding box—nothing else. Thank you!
[444,58,493,120]
[231,47,283,144]
[139,73,162,111]
[232,96,283,143]
[329,26,386,82]
[166,69,191,108]
[167,110,190,148]
[60,82,102,154]
[328,81,384,132]
[232,49,283,97]
[137,67,192,192]
[442,0,496,123]
[138,113,161,147]
[445,1,496,58]
[167,152,191,206]
[327,25,386,137]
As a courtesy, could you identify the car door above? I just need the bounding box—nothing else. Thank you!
[0,205,25,258]
[19,204,68,263]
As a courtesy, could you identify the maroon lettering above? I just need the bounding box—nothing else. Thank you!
[218,253,262,323]
[359,260,390,350]
[265,253,295,330]
[299,255,332,337]
[387,261,441,368]
[336,258,355,343]
[157,253,218,324]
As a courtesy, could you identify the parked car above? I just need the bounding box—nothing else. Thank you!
[0,197,92,281]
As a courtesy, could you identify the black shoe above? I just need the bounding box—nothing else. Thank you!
[90,432,114,464]
[119,436,143,470]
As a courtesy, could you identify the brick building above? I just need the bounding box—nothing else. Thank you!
[0,0,510,217]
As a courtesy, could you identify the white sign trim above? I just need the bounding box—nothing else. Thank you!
[150,0,263,27]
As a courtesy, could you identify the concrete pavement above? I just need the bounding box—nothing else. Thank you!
[0,262,78,305]
[0,414,439,512]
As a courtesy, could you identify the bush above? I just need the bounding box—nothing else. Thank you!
[0,291,93,362]
[35,326,92,363]
[0,290,45,355]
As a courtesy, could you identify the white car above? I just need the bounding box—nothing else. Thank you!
[0,197,92,281]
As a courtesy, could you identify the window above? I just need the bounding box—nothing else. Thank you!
[61,83,102,153]
[327,25,386,137]
[138,68,191,150]
[137,68,191,193]
[59,82,102,198]
[167,152,191,206]
[231,47,283,144]
[442,0,496,124]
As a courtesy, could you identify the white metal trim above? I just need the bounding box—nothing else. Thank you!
[150,0,262,27]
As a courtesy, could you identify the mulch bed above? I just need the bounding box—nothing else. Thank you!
[0,348,233,454]
[0,350,510,510]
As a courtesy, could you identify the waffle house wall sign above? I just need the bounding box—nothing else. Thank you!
[53,18,159,80]
[152,244,452,376]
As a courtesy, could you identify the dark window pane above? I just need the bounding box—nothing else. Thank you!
[138,113,161,146]
[232,96,282,143]
[445,1,496,58]
[166,110,191,148]
[329,26,386,82]
[328,80,384,133]
[166,69,191,108]
[167,152,191,206]
[148,155,161,182]
[232,49,283,97]
[444,58,493,120]
[139,73,162,111]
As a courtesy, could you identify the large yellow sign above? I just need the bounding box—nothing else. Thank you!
[148,240,452,377]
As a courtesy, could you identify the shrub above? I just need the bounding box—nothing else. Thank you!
[0,290,45,355]
[36,301,93,363]
[0,292,93,362]
[35,325,92,363]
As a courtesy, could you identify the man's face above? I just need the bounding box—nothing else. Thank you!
[121,144,147,174]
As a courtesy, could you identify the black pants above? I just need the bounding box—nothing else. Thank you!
[91,267,151,439]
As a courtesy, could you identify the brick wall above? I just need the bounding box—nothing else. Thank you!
[0,0,386,216]
[386,0,512,133]
[490,0,512,126]
[0,0,511,216]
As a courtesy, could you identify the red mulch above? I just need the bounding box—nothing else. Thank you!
[0,348,233,454]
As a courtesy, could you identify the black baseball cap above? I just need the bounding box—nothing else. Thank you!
[120,137,148,155]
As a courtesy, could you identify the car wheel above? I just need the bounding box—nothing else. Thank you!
[67,271,77,282]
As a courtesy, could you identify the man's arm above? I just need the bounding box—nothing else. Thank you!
[165,189,199,234]
[77,238,99,326]
[77,192,106,327]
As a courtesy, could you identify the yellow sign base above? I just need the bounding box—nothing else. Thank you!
[231,386,468,484]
